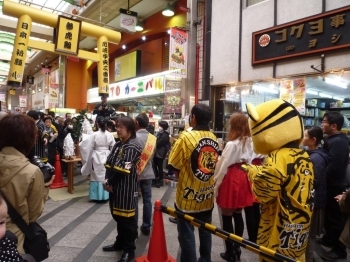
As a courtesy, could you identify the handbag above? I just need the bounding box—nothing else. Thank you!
[2,192,50,261]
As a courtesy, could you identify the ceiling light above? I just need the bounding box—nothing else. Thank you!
[325,77,348,89]
[135,20,144,32]
[333,96,344,100]
[142,36,146,41]
[162,3,174,17]
[306,89,319,95]
[167,29,171,34]
[122,45,126,50]
[319,92,332,98]
[94,47,97,51]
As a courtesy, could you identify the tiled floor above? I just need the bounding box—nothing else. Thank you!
[39,171,349,262]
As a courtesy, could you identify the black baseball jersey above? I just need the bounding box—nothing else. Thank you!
[105,138,142,217]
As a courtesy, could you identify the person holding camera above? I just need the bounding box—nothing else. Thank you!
[93,95,115,118]
[0,114,53,254]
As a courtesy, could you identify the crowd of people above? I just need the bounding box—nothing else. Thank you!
[0,98,349,262]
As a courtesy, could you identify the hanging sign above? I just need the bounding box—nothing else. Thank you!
[252,6,350,65]
[55,16,81,55]
[19,95,27,108]
[119,8,137,32]
[169,28,188,78]
[27,76,34,84]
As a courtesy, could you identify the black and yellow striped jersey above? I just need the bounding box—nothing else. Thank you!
[168,127,219,213]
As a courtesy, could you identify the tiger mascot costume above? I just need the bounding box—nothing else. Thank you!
[242,99,314,262]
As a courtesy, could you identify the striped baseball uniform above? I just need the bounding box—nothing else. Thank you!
[168,126,219,213]
[105,138,142,217]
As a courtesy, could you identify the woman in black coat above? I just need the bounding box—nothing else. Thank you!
[153,121,170,187]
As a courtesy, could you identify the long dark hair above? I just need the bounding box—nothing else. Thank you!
[307,126,329,150]
[117,116,136,139]
[97,116,107,132]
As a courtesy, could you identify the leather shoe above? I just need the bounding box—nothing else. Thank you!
[102,243,122,252]
[141,227,150,236]
[321,250,347,260]
[316,237,332,248]
[117,251,135,262]
[169,217,177,224]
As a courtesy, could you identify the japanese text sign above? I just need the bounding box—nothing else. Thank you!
[98,36,109,96]
[252,6,350,65]
[55,16,81,55]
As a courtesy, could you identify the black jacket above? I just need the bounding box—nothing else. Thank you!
[325,133,349,187]
[308,148,330,208]
[155,131,170,159]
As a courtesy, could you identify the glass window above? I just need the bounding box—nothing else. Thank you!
[247,0,266,7]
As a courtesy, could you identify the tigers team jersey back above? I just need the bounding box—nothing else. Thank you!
[168,130,219,213]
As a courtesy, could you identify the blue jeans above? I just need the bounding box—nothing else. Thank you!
[135,179,153,230]
[177,210,212,262]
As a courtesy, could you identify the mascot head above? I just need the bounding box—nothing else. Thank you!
[246,99,304,155]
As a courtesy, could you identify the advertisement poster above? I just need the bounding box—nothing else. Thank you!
[0,94,5,101]
[292,78,306,115]
[163,77,184,116]
[0,101,7,112]
[279,80,293,103]
[19,95,27,108]
[49,70,59,108]
[169,28,188,78]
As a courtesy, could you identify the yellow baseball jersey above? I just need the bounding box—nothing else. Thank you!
[246,147,314,262]
[168,129,219,213]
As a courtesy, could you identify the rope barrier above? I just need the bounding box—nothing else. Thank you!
[160,205,300,262]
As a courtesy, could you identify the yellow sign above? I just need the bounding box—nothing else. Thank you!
[98,36,109,96]
[55,16,81,55]
[8,15,32,87]
[114,50,139,82]
[9,89,15,95]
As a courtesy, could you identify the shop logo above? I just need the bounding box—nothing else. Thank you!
[259,34,270,47]
[191,138,219,182]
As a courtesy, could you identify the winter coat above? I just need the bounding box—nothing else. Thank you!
[339,189,350,248]
[0,147,45,254]
[154,131,170,159]
[308,148,330,208]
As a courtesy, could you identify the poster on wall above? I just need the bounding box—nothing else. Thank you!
[279,80,293,103]
[19,95,27,108]
[292,78,306,116]
[0,94,5,101]
[49,70,59,108]
[163,77,184,117]
[0,101,7,112]
[169,28,188,78]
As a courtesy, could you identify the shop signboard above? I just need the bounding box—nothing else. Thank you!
[55,16,81,55]
[252,6,350,65]
[49,84,59,108]
[280,80,293,103]
[169,28,188,78]
[163,77,184,115]
[19,95,27,108]
[87,75,165,103]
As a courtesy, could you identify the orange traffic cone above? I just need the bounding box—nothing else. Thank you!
[50,153,68,189]
[135,200,176,262]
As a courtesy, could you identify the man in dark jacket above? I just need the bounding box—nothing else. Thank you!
[320,112,350,260]
[93,95,115,118]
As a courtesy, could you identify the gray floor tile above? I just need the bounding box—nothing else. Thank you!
[45,246,83,262]
[55,232,96,248]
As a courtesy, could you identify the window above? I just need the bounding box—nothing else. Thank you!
[246,0,266,7]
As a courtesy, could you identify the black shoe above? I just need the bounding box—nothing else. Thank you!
[102,243,122,252]
[140,227,150,236]
[158,180,164,187]
[233,245,241,261]
[117,251,135,262]
[316,237,332,248]
[321,250,347,260]
[220,251,236,262]
[169,217,177,224]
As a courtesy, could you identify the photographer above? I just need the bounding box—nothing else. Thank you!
[93,95,115,118]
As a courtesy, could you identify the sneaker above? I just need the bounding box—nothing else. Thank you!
[321,250,347,260]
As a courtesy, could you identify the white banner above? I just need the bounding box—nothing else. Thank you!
[120,13,136,32]
[169,28,188,78]
[19,95,27,108]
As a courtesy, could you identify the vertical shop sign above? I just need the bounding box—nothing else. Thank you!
[7,15,32,87]
[279,80,293,103]
[292,78,306,115]
[98,36,109,96]
[163,77,184,116]
[169,28,188,78]
[55,16,81,55]
[19,95,27,108]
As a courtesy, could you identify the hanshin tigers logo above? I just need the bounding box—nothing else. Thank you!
[191,138,219,182]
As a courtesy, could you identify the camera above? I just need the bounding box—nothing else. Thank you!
[30,156,55,183]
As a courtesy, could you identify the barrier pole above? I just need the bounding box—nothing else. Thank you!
[160,205,300,262]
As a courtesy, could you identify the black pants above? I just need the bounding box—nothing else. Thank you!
[109,193,138,252]
[244,203,261,243]
[153,157,164,180]
[324,186,347,255]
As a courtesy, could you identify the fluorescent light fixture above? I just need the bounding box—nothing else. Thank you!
[162,3,174,17]
[319,92,332,98]
[306,89,319,95]
[325,77,348,89]
[167,29,171,34]
[94,47,97,51]
[333,96,344,100]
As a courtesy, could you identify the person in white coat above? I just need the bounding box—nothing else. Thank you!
[80,116,115,201]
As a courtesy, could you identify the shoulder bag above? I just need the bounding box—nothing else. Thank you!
[2,193,50,261]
